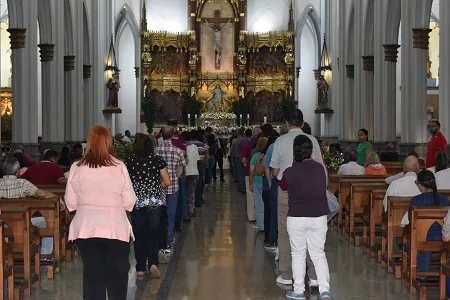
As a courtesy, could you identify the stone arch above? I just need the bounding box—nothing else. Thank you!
[414,0,433,28]
[83,2,90,64]
[64,0,74,54]
[115,4,140,66]
[295,4,321,69]
[363,0,374,55]
[198,0,239,19]
[37,0,52,44]
[385,0,401,44]
[6,0,23,28]
[346,0,355,63]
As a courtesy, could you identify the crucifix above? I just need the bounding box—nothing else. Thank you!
[202,10,233,70]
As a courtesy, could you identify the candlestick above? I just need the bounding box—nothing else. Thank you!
[264,116,267,123]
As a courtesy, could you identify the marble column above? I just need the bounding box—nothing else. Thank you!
[83,65,92,137]
[383,45,400,142]
[64,55,76,142]
[440,0,450,139]
[344,65,354,140]
[9,25,39,153]
[73,0,85,141]
[135,67,141,133]
[362,56,374,139]
[352,0,364,136]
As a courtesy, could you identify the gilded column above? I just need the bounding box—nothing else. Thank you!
[383,44,400,142]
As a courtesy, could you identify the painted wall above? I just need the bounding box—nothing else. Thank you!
[298,19,319,136]
[146,0,188,32]
[247,0,290,32]
[117,24,137,135]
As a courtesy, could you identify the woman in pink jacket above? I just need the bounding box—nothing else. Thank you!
[65,126,136,300]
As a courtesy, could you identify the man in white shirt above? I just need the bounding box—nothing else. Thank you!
[337,150,365,176]
[435,167,450,189]
[383,156,421,212]
[270,109,325,287]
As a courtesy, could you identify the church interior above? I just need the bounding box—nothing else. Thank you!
[0,0,449,299]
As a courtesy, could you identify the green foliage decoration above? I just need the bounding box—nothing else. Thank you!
[141,96,157,134]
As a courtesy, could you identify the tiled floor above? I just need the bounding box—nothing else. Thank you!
[28,175,436,299]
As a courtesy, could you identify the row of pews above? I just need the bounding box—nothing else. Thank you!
[329,162,450,300]
[0,184,74,299]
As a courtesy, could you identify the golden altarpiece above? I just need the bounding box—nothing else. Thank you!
[140,0,295,124]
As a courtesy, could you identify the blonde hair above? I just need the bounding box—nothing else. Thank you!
[255,137,268,152]
[367,151,381,165]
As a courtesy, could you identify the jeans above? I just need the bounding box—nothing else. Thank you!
[262,189,271,241]
[239,163,246,192]
[159,206,168,249]
[269,179,279,244]
[205,155,215,184]
[245,176,255,221]
[214,157,224,179]
[253,182,264,230]
[77,238,130,300]
[176,175,188,221]
[131,206,161,271]
[166,192,179,248]
[287,216,330,295]
[186,175,199,214]
[228,156,234,179]
[195,163,205,205]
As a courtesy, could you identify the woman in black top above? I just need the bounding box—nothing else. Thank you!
[125,134,171,278]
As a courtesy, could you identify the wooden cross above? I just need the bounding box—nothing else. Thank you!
[202,10,233,28]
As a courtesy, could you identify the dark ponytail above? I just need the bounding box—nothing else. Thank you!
[417,170,440,206]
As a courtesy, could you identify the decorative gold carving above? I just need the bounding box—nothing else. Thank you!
[345,65,354,78]
[7,28,26,49]
[362,56,374,72]
[247,76,287,93]
[1,97,12,117]
[383,44,400,62]
[38,44,55,62]
[412,28,432,49]
[64,56,75,71]
[83,65,92,79]
[144,75,190,93]
[246,31,295,52]
[141,31,190,51]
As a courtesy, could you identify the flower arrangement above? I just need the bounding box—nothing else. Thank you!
[114,139,133,161]
[201,112,236,120]
[322,147,344,170]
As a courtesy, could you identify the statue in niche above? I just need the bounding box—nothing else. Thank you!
[207,84,225,111]
[427,55,433,78]
[317,75,329,108]
[106,73,120,107]
[203,10,233,70]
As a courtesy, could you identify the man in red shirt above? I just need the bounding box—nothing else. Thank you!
[22,149,67,185]
[426,120,448,168]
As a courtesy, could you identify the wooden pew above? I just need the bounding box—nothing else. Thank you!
[0,197,62,279]
[344,182,387,245]
[382,162,404,176]
[328,174,385,197]
[335,176,387,231]
[0,207,40,297]
[362,188,387,260]
[0,222,15,300]
[402,206,450,297]
[440,241,450,300]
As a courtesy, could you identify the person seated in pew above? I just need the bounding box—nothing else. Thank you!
[428,150,448,174]
[401,170,450,279]
[22,149,67,185]
[13,151,29,176]
[337,150,365,176]
[380,143,399,162]
[364,152,387,176]
[382,156,420,212]
[0,157,58,255]
[435,152,450,189]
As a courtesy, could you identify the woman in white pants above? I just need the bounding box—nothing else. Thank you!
[279,135,331,300]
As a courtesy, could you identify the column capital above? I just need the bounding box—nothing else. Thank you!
[7,28,26,49]
[38,44,55,62]
[412,28,432,49]
[345,64,354,78]
[83,65,92,78]
[313,69,321,80]
[64,55,75,71]
[362,56,374,72]
[383,44,401,62]
[134,67,140,78]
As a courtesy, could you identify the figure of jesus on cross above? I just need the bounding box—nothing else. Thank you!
[203,10,233,70]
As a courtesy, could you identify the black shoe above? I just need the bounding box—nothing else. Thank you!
[183,217,191,223]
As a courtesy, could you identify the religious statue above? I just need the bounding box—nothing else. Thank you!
[106,73,120,107]
[203,11,232,70]
[317,75,329,108]
[207,84,225,111]
[427,55,433,78]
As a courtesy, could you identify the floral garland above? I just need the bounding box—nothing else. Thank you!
[201,112,237,120]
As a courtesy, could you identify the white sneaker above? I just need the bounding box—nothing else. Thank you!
[276,275,293,285]
[275,247,279,261]
[308,279,319,287]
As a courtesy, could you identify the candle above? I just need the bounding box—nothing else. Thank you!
[240,114,242,119]
[188,114,191,119]
[195,114,197,119]
[247,114,250,119]
[264,116,267,123]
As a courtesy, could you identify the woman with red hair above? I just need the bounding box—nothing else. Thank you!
[65,126,137,300]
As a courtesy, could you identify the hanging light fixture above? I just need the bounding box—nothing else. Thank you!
[320,33,331,71]
[105,34,119,72]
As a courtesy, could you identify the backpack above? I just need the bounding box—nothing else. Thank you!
[255,153,266,176]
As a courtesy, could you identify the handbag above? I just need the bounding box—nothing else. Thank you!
[255,154,266,176]
[326,189,340,222]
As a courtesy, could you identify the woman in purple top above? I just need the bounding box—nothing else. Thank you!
[280,135,331,300]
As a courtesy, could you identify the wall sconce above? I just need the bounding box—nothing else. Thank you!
[320,34,331,71]
[105,34,119,73]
